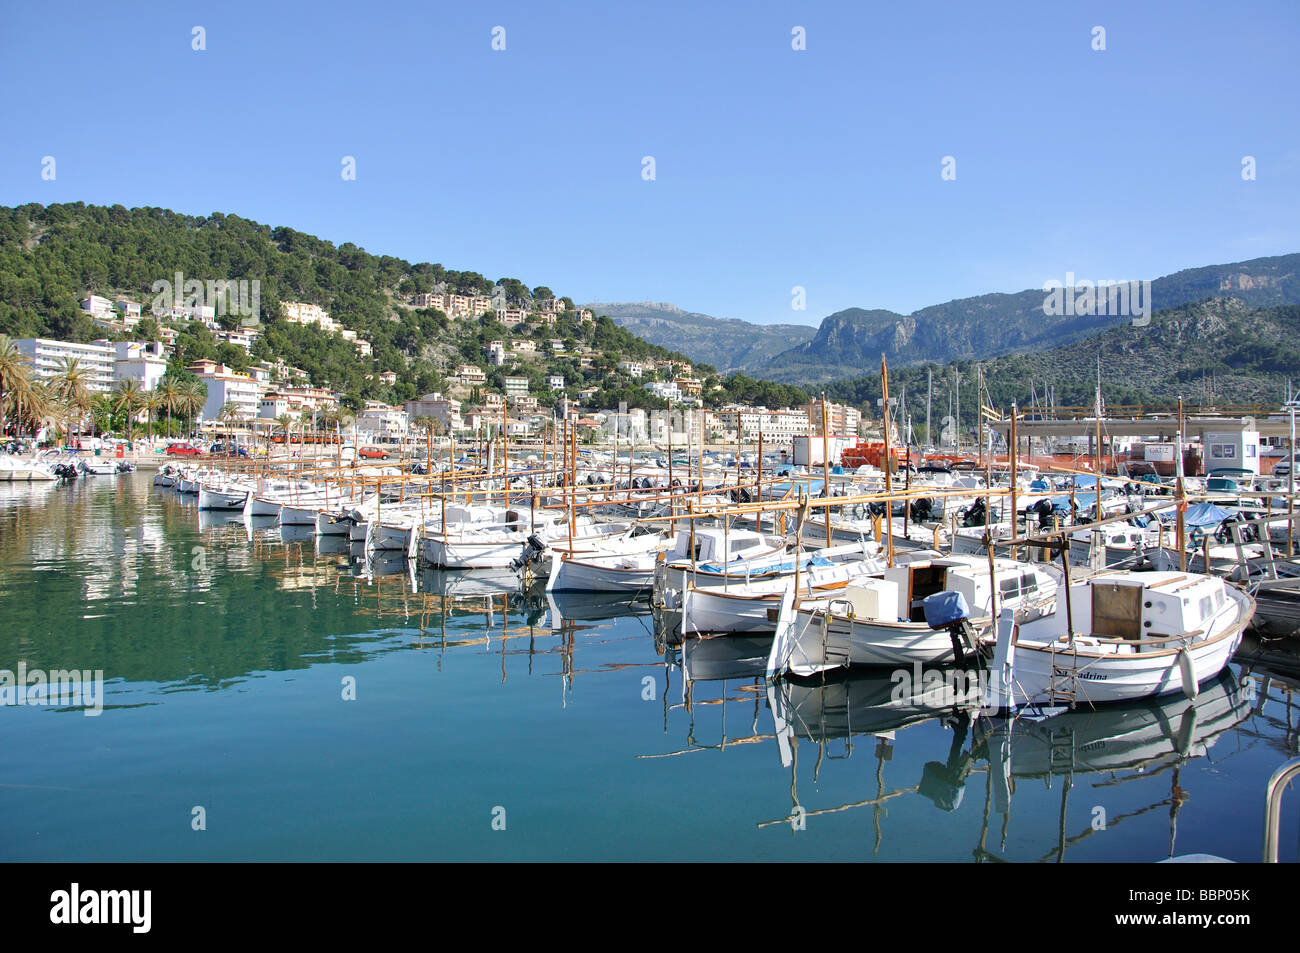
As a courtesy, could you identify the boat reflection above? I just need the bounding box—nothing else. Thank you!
[752,664,1255,859]
[976,669,1252,862]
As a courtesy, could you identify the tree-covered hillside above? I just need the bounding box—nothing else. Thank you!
[825,297,1300,442]
[0,202,707,411]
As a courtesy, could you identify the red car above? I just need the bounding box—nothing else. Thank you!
[358,446,391,460]
[166,444,205,456]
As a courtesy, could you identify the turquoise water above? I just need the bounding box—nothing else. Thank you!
[1,472,1298,862]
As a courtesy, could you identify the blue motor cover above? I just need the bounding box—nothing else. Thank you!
[923,590,970,629]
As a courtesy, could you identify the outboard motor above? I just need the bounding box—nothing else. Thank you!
[908,497,933,522]
[1031,497,1055,529]
[922,590,979,667]
[961,498,987,527]
[510,534,548,571]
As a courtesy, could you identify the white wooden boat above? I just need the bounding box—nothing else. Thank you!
[198,484,251,510]
[658,528,812,594]
[679,553,889,634]
[983,570,1254,712]
[766,555,1061,676]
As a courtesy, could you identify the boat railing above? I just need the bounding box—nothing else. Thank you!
[1264,757,1300,862]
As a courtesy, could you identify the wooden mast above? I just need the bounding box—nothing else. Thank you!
[821,394,831,551]
[881,355,894,566]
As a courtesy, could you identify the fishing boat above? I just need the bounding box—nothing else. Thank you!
[198,482,252,511]
[656,527,807,594]
[983,570,1254,712]
[676,549,891,635]
[544,536,674,593]
[766,554,1061,676]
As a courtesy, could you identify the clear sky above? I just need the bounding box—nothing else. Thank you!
[2,0,1297,326]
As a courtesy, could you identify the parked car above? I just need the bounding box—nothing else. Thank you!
[358,446,391,460]
[209,443,250,457]
[166,444,205,456]
[1272,453,1300,478]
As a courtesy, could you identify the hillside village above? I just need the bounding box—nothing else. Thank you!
[9,285,867,450]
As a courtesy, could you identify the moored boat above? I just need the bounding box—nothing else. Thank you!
[983,570,1254,711]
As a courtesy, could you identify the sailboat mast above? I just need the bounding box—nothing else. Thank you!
[926,367,933,449]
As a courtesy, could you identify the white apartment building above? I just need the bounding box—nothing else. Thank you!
[357,402,409,441]
[215,328,256,352]
[712,407,811,445]
[200,372,262,422]
[78,295,115,319]
[455,365,487,385]
[13,338,116,392]
[548,375,565,391]
[646,381,681,402]
[618,361,645,378]
[259,394,292,419]
[113,341,168,391]
[404,393,463,433]
[602,409,648,444]
[281,301,336,331]
[806,400,862,437]
[159,303,216,324]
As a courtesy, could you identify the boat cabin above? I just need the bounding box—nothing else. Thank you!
[667,528,780,565]
[1017,572,1233,647]
[883,556,1056,623]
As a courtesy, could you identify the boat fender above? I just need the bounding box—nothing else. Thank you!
[1178,648,1199,701]
[1175,706,1199,756]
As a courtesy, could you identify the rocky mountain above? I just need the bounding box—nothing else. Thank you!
[824,297,1300,426]
[758,253,1300,386]
[586,301,817,374]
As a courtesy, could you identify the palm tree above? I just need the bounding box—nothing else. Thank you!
[216,401,242,451]
[3,371,34,440]
[113,380,143,442]
[52,357,94,447]
[141,390,161,445]
[275,412,293,450]
[157,380,181,439]
[13,379,52,441]
[89,394,116,437]
[181,379,206,437]
[0,334,30,438]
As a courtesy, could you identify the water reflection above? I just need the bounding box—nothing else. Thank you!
[4,474,1298,861]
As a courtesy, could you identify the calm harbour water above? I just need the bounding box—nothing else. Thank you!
[1,472,1298,862]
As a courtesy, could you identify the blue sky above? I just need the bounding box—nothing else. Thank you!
[2,0,1297,326]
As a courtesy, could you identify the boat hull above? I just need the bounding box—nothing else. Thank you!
[198,487,249,511]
